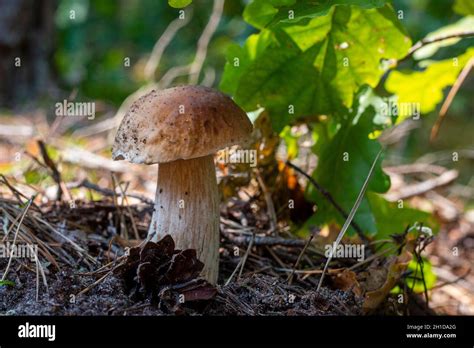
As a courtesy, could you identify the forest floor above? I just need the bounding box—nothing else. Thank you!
[0,200,365,316]
[0,192,471,316]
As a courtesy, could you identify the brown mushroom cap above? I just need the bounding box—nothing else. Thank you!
[112,85,253,164]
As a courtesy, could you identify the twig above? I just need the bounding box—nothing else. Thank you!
[157,64,191,89]
[224,233,258,285]
[144,9,193,81]
[400,30,474,63]
[107,235,117,264]
[111,173,129,240]
[201,67,216,87]
[317,148,383,292]
[379,119,420,145]
[431,57,474,141]
[37,140,72,201]
[71,112,117,138]
[255,171,278,234]
[287,228,318,285]
[264,245,287,269]
[385,169,458,201]
[0,206,61,269]
[276,267,343,275]
[78,255,127,276]
[416,148,474,164]
[223,233,305,247]
[76,271,112,297]
[188,0,224,85]
[116,180,140,240]
[426,191,459,222]
[224,251,243,286]
[35,248,39,301]
[414,246,429,308]
[348,244,398,271]
[0,175,24,203]
[0,175,42,212]
[61,146,139,173]
[238,232,255,279]
[384,163,448,176]
[71,179,153,205]
[285,160,367,243]
[431,267,471,291]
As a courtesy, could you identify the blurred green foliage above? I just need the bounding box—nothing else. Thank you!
[54,0,249,104]
[386,47,474,121]
[54,0,473,120]
[168,0,193,9]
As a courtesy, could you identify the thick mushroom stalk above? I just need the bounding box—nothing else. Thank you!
[148,155,219,284]
[112,86,253,286]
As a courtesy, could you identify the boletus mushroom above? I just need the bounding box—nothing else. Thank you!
[112,85,253,284]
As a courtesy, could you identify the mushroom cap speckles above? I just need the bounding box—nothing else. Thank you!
[112,85,253,164]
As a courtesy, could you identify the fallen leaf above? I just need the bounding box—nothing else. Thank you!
[362,231,418,312]
[331,269,363,297]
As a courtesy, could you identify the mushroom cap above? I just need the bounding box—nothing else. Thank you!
[112,85,253,164]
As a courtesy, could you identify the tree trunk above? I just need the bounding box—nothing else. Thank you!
[0,0,55,108]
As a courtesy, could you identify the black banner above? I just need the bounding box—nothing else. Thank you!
[0,315,472,346]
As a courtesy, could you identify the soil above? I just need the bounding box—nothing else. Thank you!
[0,199,366,316]
[1,196,467,316]
[0,265,361,316]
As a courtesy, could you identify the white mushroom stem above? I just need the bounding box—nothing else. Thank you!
[148,154,219,284]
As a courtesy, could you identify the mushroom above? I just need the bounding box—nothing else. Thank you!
[112,85,253,284]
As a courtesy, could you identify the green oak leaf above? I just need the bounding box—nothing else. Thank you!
[385,47,474,121]
[168,0,192,9]
[220,30,274,96]
[243,0,293,29]
[301,88,436,237]
[367,192,438,242]
[221,4,411,132]
[231,35,325,131]
[243,0,389,29]
[305,88,391,235]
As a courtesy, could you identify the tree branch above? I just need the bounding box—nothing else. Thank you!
[188,0,224,85]
[431,57,474,141]
[399,30,474,63]
[144,9,193,81]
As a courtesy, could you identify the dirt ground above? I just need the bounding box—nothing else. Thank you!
[2,196,469,316]
[0,264,363,316]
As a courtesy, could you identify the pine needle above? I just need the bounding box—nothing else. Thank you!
[317,148,384,292]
